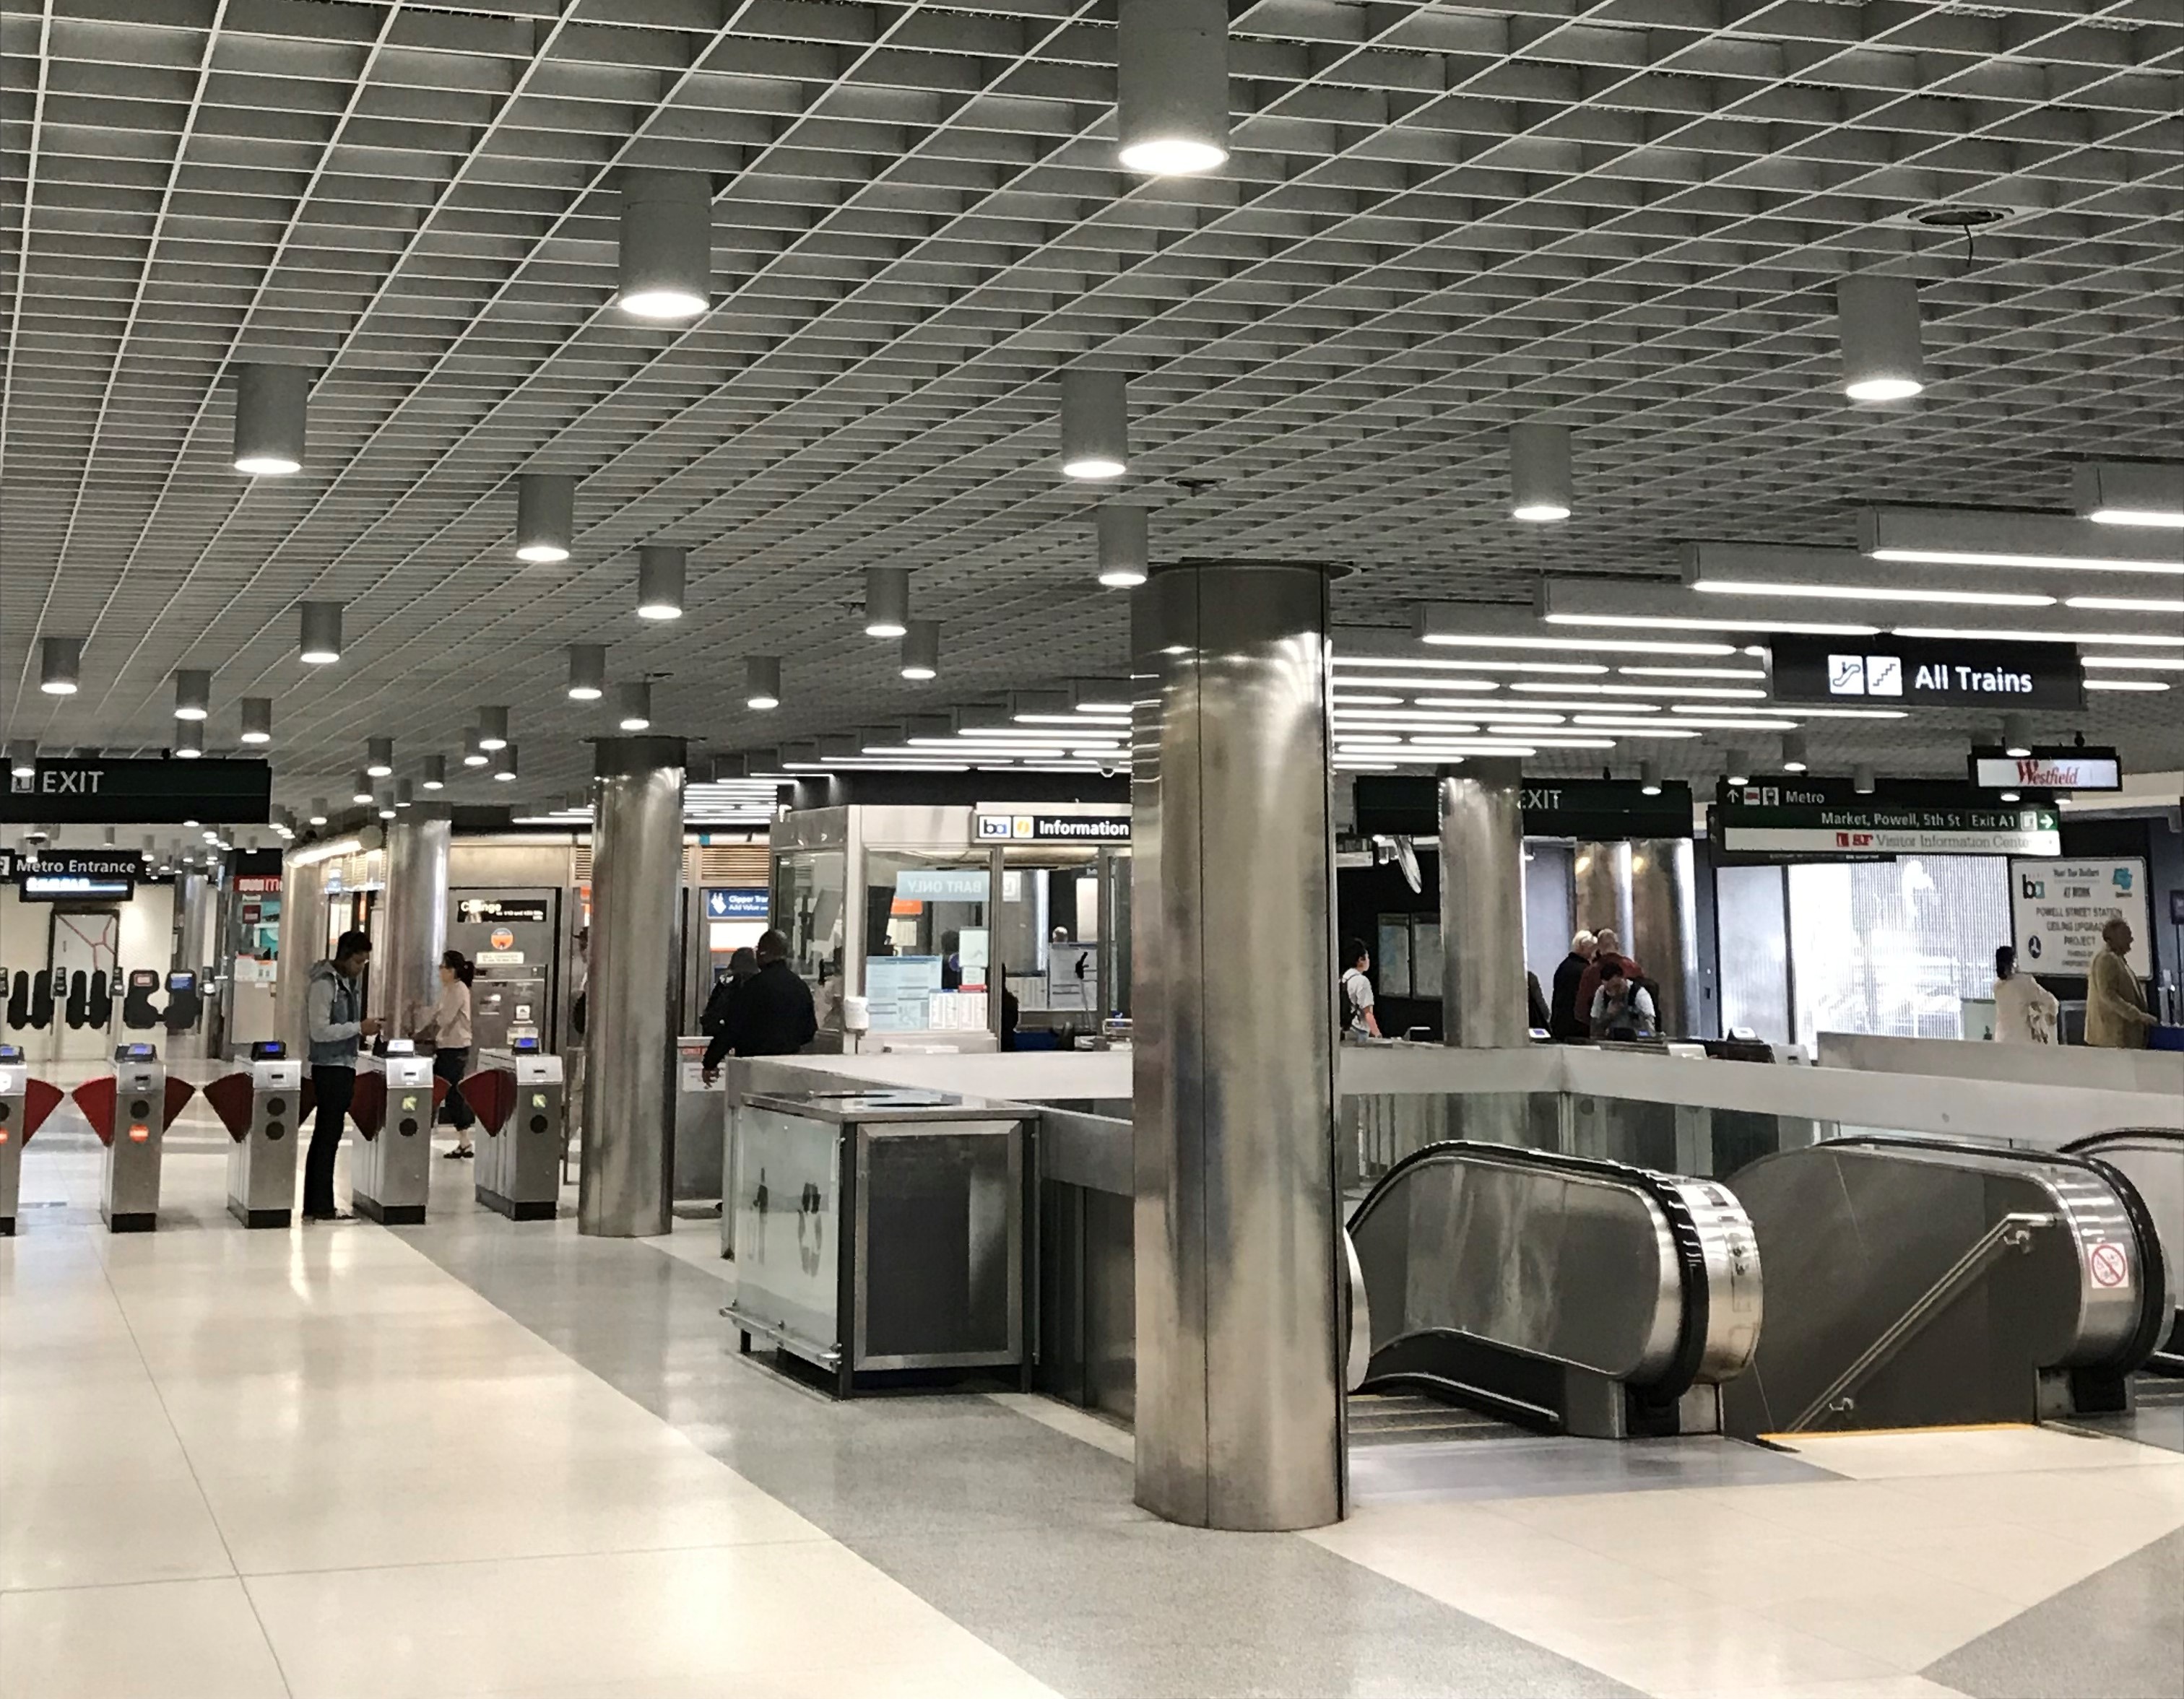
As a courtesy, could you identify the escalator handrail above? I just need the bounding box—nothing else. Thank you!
[1348,1139,1715,1406]
[1816,1134,2170,1374]
[2058,1127,2184,1155]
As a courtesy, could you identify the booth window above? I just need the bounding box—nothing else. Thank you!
[773,850,846,1028]
[1787,856,2008,1041]
[863,851,989,1033]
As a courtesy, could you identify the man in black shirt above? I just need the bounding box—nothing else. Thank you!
[1547,929,1597,1042]
[701,929,816,1082]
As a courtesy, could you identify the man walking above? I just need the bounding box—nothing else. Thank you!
[701,929,817,1082]
[303,930,378,1221]
[2085,918,2157,1049]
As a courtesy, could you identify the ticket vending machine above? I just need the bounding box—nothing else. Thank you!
[0,1045,64,1235]
[72,1043,195,1233]
[470,1037,562,1220]
[350,1040,442,1226]
[206,1041,305,1228]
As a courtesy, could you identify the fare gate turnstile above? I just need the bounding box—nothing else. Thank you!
[70,1043,196,1233]
[472,1040,562,1221]
[1347,1142,1764,1438]
[205,1043,305,1228]
[0,1046,65,1235]
[351,1044,442,1227]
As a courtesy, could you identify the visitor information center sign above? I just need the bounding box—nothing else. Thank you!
[1715,779,2061,858]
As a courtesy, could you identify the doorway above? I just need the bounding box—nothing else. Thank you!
[48,906,121,1064]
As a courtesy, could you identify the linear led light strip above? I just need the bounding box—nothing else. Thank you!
[2084,656,2184,670]
[1859,507,2183,575]
[1507,682,1765,699]
[1894,626,2184,647]
[2084,679,2171,692]
[1696,580,2057,608]
[1336,657,1611,676]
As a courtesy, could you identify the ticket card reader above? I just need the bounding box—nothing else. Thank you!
[352,1040,441,1226]
[73,1043,194,1233]
[472,1037,562,1220]
[0,1045,64,1236]
[208,1041,305,1228]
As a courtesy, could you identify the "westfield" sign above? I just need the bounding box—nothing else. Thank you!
[1968,748,2120,793]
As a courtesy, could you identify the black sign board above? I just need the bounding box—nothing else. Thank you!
[1353,775,1693,840]
[1,757,272,825]
[1769,635,2084,711]
[1966,746,2122,793]
[974,810,1132,844]
[14,849,146,881]
[455,895,552,925]
[1715,778,2061,859]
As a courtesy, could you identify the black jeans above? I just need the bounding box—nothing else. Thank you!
[433,1046,474,1133]
[304,1065,355,1217]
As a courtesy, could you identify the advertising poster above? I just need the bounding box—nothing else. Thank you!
[2009,859,2150,975]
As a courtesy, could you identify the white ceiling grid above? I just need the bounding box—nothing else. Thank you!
[1,0,2180,812]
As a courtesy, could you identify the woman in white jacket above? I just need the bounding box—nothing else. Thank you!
[417,950,479,1155]
[1992,945,2059,1044]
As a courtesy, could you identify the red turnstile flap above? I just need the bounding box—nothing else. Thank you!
[432,1077,449,1113]
[20,1077,64,1145]
[300,1078,316,1124]
[163,1076,197,1128]
[459,1069,515,1135]
[71,1077,118,1147]
[349,1071,387,1140]
[201,1073,255,1142]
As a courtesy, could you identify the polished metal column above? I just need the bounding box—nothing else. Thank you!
[578,735,685,1238]
[1630,837,1699,1037]
[274,850,327,1050]
[1438,759,1528,1048]
[376,807,451,1037]
[1132,560,1343,1532]
[1574,839,1632,941]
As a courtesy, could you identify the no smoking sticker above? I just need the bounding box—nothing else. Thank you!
[2088,1243,2130,1290]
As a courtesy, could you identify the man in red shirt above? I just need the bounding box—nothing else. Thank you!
[1573,926,1642,1038]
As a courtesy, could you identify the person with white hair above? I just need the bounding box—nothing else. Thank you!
[1547,929,1597,1041]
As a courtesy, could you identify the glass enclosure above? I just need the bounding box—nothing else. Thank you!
[863,850,991,1033]
[1787,856,2008,1041]
[773,849,847,1030]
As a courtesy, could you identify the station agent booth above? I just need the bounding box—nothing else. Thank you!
[770,803,1131,1054]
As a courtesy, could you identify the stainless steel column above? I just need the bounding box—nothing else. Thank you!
[1630,837,1699,1037]
[377,807,451,1037]
[1438,759,1528,1048]
[274,851,328,1050]
[578,735,685,1238]
[1132,560,1343,1532]
[1574,839,1632,941]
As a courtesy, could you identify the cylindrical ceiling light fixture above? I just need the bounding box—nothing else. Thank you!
[308,797,330,826]
[636,545,685,620]
[1780,731,1809,773]
[514,473,576,563]
[174,721,204,760]
[238,696,273,745]
[365,736,394,778]
[613,682,652,731]
[745,656,781,711]
[2002,713,2034,757]
[420,754,447,791]
[394,778,415,809]
[298,600,342,665]
[351,772,376,805]
[567,642,607,700]
[864,566,911,638]
[1509,420,1574,522]
[616,168,712,321]
[374,786,397,820]
[1096,505,1150,588]
[1115,0,1230,176]
[232,362,308,476]
[39,636,81,695]
[1836,273,1925,403]
[1639,759,1663,796]
[475,706,510,752]
[492,742,519,783]
[172,668,211,721]
[901,620,941,682]
[462,728,489,768]
[1059,368,1128,480]
[1852,763,1876,795]
[6,740,34,778]
[1723,747,1751,786]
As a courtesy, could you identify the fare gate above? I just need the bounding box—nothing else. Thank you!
[469,1040,562,1220]
[0,1045,65,1235]
[71,1043,196,1233]
[204,1043,306,1228]
[351,1045,444,1226]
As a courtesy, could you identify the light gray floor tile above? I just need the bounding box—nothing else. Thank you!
[1923,1526,2184,1699]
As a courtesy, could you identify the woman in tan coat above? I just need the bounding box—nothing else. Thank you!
[417,950,478,1156]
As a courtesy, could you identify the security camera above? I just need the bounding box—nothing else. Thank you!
[1098,759,1121,780]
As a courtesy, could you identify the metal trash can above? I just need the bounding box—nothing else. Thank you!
[472,1038,561,1220]
[73,1043,195,1233]
[0,1045,64,1236]
[351,1043,441,1226]
[207,1041,305,1228]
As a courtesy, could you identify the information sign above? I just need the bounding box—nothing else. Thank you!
[1715,779,2060,858]
[1,757,272,825]
[2009,858,2151,975]
[1770,635,2084,711]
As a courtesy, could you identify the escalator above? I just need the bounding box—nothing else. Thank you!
[2058,1129,2183,1373]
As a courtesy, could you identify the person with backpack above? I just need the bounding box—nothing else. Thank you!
[1572,926,1642,1036]
[1588,957,1656,1041]
[1340,938,1381,1041]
